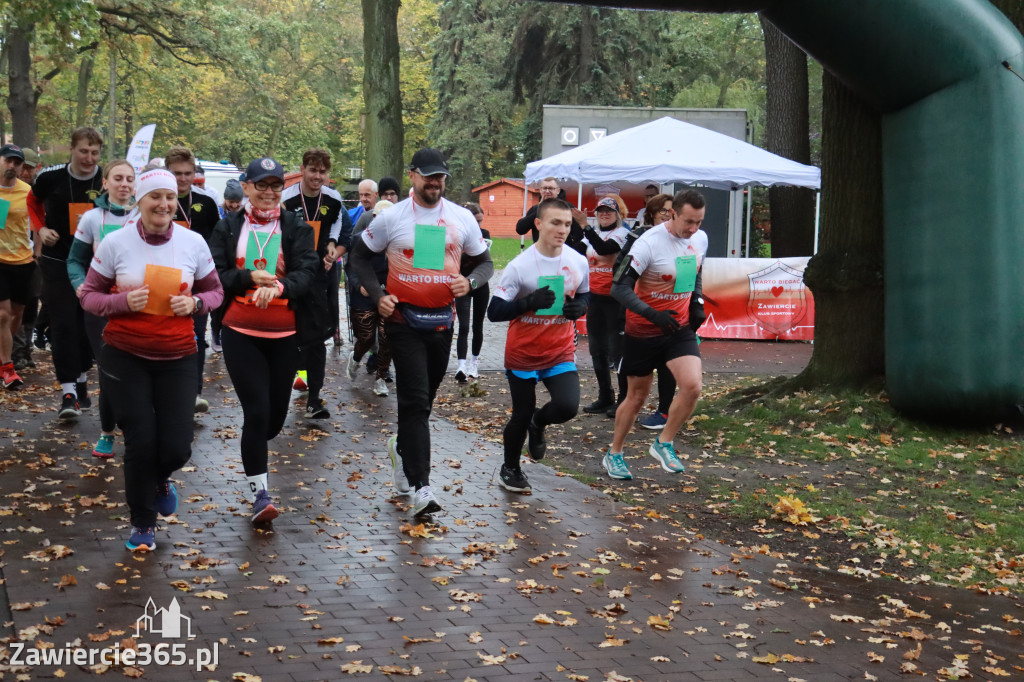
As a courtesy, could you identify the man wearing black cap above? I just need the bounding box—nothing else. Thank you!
[348,148,494,516]
[0,144,35,388]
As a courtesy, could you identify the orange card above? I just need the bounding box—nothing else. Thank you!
[141,264,183,317]
[68,203,92,236]
[308,220,321,248]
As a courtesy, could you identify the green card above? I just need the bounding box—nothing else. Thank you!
[413,224,446,270]
[0,197,9,230]
[535,275,565,316]
[245,231,281,272]
[674,255,697,294]
[99,223,122,243]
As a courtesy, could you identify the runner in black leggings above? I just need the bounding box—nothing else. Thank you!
[454,203,490,383]
[209,158,318,524]
[487,198,590,492]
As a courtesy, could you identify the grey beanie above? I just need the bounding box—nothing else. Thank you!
[223,179,244,201]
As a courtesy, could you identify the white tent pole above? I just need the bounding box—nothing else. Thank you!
[577,182,583,210]
[813,190,822,254]
[744,186,753,258]
[727,189,736,257]
[522,179,529,251]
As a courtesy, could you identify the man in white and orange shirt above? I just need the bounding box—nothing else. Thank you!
[605,190,709,481]
[488,198,589,493]
[348,148,492,516]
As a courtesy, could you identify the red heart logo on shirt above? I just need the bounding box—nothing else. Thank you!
[255,258,268,270]
[403,249,414,259]
[771,286,784,298]
[236,257,245,268]
[661,274,673,282]
[179,282,188,293]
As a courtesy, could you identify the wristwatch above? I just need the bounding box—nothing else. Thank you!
[469,277,478,291]
[192,296,204,314]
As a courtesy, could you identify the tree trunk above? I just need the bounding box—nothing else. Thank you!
[107,52,117,159]
[76,55,95,128]
[795,71,884,386]
[760,15,815,257]
[361,0,405,181]
[6,23,38,149]
[578,8,598,102]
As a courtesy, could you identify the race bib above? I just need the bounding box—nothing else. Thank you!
[535,275,565,316]
[141,264,183,317]
[0,198,9,230]
[68,203,92,236]
[674,255,697,294]
[245,231,281,272]
[99,223,122,242]
[412,224,446,270]
[307,220,321,248]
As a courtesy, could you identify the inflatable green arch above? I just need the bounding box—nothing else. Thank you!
[540,0,1024,418]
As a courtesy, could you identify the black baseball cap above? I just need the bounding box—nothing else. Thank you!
[244,157,285,184]
[408,148,449,177]
[0,144,25,161]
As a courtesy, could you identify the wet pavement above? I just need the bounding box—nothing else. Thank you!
[2,314,1022,681]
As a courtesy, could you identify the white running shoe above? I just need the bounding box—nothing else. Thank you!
[345,351,360,380]
[387,436,412,493]
[373,378,389,396]
[466,356,479,379]
[412,486,442,516]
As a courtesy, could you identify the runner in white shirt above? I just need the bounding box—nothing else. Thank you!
[348,148,493,517]
[604,190,709,481]
[487,198,590,493]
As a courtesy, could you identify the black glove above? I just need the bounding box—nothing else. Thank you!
[648,309,681,335]
[689,295,707,331]
[521,286,556,312]
[562,296,587,320]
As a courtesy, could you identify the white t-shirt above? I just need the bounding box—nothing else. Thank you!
[91,217,216,292]
[75,206,132,254]
[493,244,589,371]
[627,223,708,338]
[583,225,630,295]
[361,196,486,309]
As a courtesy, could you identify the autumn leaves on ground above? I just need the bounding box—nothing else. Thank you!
[434,372,1024,594]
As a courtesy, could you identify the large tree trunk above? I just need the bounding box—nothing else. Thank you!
[796,72,884,386]
[760,15,815,257]
[361,0,404,181]
[6,24,38,149]
[578,8,598,102]
[75,55,95,128]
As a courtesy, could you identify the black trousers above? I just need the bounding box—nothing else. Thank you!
[298,341,327,401]
[504,370,579,467]
[39,258,92,384]
[386,321,453,489]
[351,308,391,380]
[586,293,620,401]
[101,345,196,528]
[193,313,208,394]
[221,327,298,477]
[83,312,116,433]
[455,285,489,359]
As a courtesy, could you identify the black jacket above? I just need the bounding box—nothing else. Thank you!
[209,210,326,345]
[515,205,587,255]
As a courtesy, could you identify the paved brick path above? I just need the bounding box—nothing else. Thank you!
[2,309,1021,681]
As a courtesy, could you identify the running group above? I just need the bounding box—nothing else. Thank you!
[0,131,708,552]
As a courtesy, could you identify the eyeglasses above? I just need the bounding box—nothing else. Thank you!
[539,186,559,194]
[657,208,672,216]
[254,181,284,193]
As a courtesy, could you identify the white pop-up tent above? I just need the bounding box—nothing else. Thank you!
[523,116,822,254]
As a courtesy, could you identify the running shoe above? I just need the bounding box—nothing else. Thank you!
[373,378,389,397]
[366,352,378,375]
[125,526,156,552]
[77,382,91,409]
[466,357,479,379]
[605,401,620,419]
[454,369,468,384]
[526,411,546,461]
[251,489,279,523]
[194,396,209,413]
[305,398,330,419]
[649,439,685,473]
[1,363,23,389]
[387,436,412,493]
[603,451,632,480]
[412,486,442,516]
[345,351,360,380]
[583,396,614,414]
[210,340,223,353]
[499,464,531,493]
[641,412,668,430]
[92,433,115,459]
[58,393,81,421]
[33,329,48,351]
[156,480,178,517]
[293,373,308,392]
[383,370,394,383]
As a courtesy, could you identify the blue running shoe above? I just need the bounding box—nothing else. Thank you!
[603,451,632,480]
[649,439,685,473]
[640,412,667,430]
[251,489,279,523]
[126,526,156,552]
[156,480,178,517]
[92,433,115,459]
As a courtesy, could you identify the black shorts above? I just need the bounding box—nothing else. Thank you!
[619,327,700,377]
[0,262,36,305]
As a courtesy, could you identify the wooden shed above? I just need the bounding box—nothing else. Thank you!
[472,179,540,238]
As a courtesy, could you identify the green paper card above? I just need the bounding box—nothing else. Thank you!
[245,232,281,272]
[674,255,697,294]
[0,197,9,230]
[535,275,565,316]
[99,223,122,243]
[413,224,446,270]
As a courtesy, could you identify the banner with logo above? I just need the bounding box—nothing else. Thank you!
[701,257,815,340]
[127,124,157,172]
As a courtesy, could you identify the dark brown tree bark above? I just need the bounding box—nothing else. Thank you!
[760,15,815,257]
[796,71,884,386]
[578,8,598,102]
[75,55,95,128]
[6,24,38,149]
[361,0,405,181]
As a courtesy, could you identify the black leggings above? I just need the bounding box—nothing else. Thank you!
[586,293,620,401]
[221,328,299,477]
[455,285,489,359]
[83,312,116,433]
[617,360,676,413]
[503,370,579,467]
[351,309,392,379]
[100,345,197,528]
[298,342,327,401]
[39,258,92,383]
